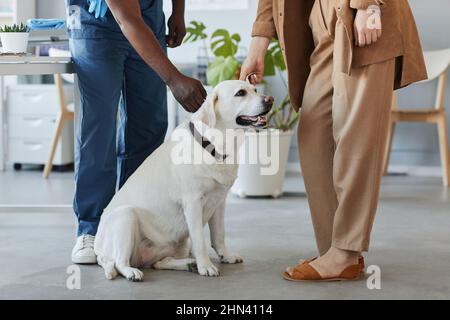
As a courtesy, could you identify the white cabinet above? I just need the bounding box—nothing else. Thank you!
[6,84,74,166]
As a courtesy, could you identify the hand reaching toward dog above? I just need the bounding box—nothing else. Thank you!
[240,36,270,84]
[354,5,382,47]
[168,72,207,113]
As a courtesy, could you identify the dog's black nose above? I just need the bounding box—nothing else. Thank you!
[263,96,274,107]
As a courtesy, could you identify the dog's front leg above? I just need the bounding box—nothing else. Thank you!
[209,201,243,264]
[185,200,219,276]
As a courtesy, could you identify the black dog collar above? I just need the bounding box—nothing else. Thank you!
[189,122,228,162]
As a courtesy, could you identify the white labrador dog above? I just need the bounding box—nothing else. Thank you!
[94,80,274,281]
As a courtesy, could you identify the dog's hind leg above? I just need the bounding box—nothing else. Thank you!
[105,206,144,282]
[153,257,197,272]
[152,237,195,272]
[97,255,117,280]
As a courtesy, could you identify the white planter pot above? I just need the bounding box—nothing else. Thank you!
[231,129,293,198]
[0,32,29,54]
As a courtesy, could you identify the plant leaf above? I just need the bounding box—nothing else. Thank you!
[183,20,207,44]
[207,56,240,87]
[268,40,286,71]
[263,51,275,77]
[210,29,240,58]
[0,23,28,32]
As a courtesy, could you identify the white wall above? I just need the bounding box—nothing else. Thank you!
[36,0,66,18]
[167,1,258,63]
[37,0,450,167]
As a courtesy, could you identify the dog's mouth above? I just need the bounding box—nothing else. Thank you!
[236,109,271,128]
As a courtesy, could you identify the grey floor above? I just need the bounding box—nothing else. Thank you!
[0,168,449,300]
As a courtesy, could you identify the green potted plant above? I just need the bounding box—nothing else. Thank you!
[184,21,243,87]
[0,23,30,54]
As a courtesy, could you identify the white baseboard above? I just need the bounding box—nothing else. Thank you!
[286,162,442,177]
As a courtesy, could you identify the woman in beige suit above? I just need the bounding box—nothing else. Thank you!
[241,0,428,281]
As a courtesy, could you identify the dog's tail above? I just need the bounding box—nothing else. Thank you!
[97,255,118,280]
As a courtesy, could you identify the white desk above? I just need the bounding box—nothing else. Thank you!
[0,56,76,171]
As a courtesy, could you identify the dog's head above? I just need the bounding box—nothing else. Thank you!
[194,80,274,129]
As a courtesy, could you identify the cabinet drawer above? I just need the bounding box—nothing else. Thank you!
[8,139,51,164]
[9,138,73,165]
[8,115,57,139]
[7,85,74,116]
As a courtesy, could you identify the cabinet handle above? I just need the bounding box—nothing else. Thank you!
[21,93,44,103]
[21,93,41,97]
[23,142,43,151]
[23,117,44,127]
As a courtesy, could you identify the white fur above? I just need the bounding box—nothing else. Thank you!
[94,80,269,281]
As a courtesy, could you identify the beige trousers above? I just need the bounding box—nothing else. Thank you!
[298,0,395,254]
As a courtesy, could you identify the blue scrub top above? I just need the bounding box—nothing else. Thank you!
[66,0,165,40]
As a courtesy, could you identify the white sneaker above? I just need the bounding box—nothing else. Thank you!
[71,234,97,264]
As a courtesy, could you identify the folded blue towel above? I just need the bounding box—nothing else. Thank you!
[27,19,66,31]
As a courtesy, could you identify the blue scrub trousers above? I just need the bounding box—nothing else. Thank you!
[71,37,167,236]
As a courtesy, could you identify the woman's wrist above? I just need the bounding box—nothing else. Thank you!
[249,36,270,57]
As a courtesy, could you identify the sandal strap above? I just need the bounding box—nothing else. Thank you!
[290,262,323,280]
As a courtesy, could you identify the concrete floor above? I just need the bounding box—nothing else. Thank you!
[0,168,449,300]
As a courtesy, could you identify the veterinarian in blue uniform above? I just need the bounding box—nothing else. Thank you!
[67,0,206,263]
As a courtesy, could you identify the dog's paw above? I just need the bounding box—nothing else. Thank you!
[220,253,243,264]
[120,267,144,282]
[197,261,220,277]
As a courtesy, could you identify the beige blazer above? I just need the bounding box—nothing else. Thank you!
[252,0,428,111]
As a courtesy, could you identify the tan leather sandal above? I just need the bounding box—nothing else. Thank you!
[283,257,365,282]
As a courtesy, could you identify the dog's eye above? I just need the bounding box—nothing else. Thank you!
[235,90,247,97]
[254,88,257,93]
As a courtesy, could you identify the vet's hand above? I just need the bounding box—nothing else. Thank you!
[168,72,207,113]
[166,12,186,48]
[354,5,382,47]
[239,36,270,84]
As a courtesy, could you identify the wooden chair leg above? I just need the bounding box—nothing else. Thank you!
[382,119,396,176]
[437,114,450,187]
[43,113,66,179]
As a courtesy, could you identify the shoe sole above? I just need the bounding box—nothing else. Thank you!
[282,271,366,282]
[72,256,97,265]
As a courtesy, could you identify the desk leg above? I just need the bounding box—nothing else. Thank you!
[0,76,5,171]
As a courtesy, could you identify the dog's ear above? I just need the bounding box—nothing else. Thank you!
[246,73,258,85]
[196,92,218,127]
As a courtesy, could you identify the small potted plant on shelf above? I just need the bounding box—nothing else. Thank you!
[0,23,30,54]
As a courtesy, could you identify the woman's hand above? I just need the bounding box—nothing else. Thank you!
[239,36,271,84]
[354,5,382,47]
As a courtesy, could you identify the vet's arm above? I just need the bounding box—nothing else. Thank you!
[106,0,206,112]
